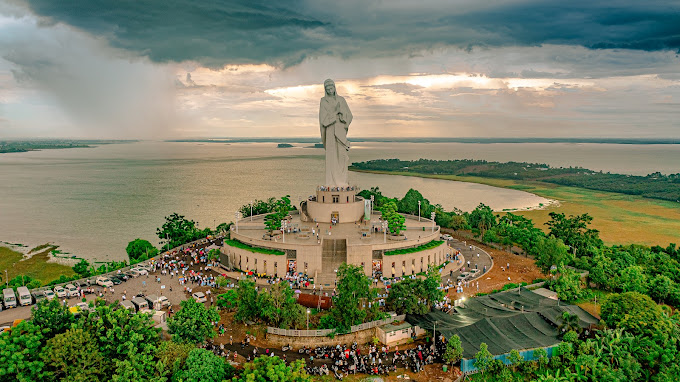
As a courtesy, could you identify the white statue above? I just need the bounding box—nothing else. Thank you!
[319,79,353,187]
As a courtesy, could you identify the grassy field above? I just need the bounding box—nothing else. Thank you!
[351,169,680,247]
[0,245,76,286]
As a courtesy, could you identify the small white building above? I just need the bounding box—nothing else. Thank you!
[377,321,425,345]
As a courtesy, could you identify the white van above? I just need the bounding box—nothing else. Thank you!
[17,286,32,306]
[131,297,149,311]
[3,288,17,309]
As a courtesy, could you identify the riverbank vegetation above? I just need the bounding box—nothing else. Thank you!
[352,159,680,202]
[352,167,680,246]
[0,245,76,287]
[0,139,135,153]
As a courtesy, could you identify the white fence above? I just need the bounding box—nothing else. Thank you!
[267,314,406,337]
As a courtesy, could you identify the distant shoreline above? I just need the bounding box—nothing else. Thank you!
[0,139,137,154]
[166,137,680,145]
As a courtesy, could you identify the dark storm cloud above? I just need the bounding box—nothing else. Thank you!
[22,0,680,67]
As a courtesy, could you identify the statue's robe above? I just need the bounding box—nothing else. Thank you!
[319,95,353,187]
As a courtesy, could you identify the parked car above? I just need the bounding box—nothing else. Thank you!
[74,302,90,312]
[127,269,141,278]
[131,267,148,276]
[96,277,114,288]
[54,286,68,298]
[441,234,454,241]
[64,284,79,298]
[108,275,123,285]
[43,289,56,300]
[3,288,17,309]
[32,291,46,304]
[17,286,32,306]
[146,295,171,310]
[192,292,207,303]
[131,297,149,311]
[136,264,152,272]
[120,300,135,311]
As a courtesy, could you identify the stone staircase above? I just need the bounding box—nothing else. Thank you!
[317,239,347,286]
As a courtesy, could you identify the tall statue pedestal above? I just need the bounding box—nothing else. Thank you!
[302,187,366,223]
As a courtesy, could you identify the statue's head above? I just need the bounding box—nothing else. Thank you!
[324,79,336,96]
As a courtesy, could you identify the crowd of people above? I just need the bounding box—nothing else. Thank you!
[298,337,446,379]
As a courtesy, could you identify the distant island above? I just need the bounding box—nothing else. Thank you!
[0,139,136,154]
[351,158,680,203]
[277,143,294,148]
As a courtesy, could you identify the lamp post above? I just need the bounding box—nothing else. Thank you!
[382,221,388,243]
[250,200,253,222]
[235,212,240,233]
[418,201,421,221]
[281,220,286,243]
[370,195,374,216]
[433,320,437,345]
[4,269,7,287]
[307,308,310,330]
[431,211,436,232]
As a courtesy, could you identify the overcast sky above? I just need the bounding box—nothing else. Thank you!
[0,0,679,139]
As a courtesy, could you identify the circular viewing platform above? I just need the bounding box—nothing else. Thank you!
[224,210,449,285]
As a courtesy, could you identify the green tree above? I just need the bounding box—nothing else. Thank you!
[533,347,549,369]
[0,321,47,382]
[443,335,463,365]
[111,348,167,382]
[508,349,524,372]
[31,298,75,336]
[258,281,305,329]
[422,265,445,310]
[41,328,104,382]
[167,299,219,344]
[72,259,91,277]
[468,203,496,236]
[8,275,39,288]
[207,248,221,262]
[534,236,571,274]
[155,341,195,378]
[76,301,161,375]
[556,312,581,335]
[649,274,672,303]
[263,196,294,235]
[380,200,406,235]
[216,289,238,309]
[215,222,232,235]
[235,279,259,322]
[618,266,648,294]
[234,356,311,382]
[323,263,378,332]
[546,266,585,303]
[474,342,494,375]
[397,188,431,217]
[173,348,235,382]
[126,239,158,263]
[156,213,210,250]
[545,212,602,258]
[385,278,424,314]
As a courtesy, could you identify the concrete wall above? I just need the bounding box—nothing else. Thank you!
[381,242,448,278]
[306,200,365,223]
[267,328,377,349]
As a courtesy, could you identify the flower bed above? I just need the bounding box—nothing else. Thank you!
[384,240,444,256]
[224,239,285,256]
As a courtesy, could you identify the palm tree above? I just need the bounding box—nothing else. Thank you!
[557,312,581,335]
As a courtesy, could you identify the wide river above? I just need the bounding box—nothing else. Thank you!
[1,141,678,262]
